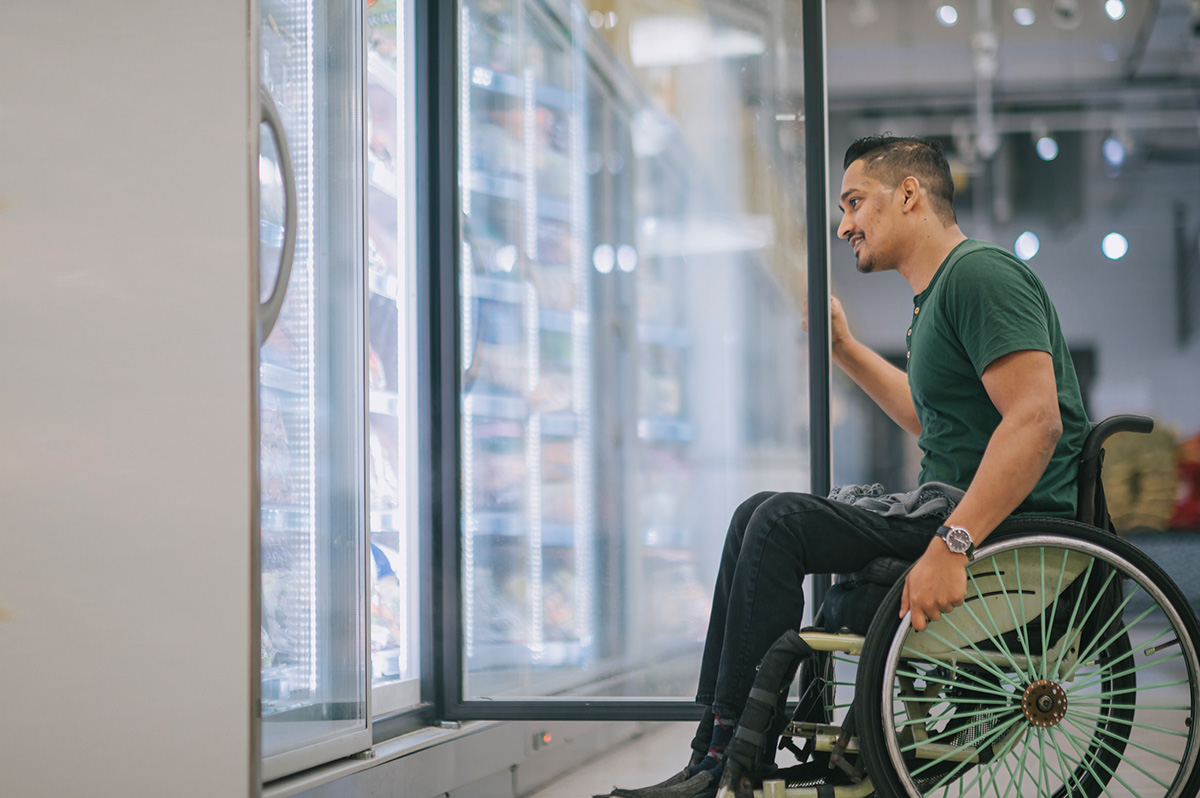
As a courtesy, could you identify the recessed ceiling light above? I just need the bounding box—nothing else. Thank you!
[1036,136,1059,161]
[1105,0,1126,21]
[1102,232,1128,260]
[1014,6,1036,25]
[1015,231,1041,261]
[1103,136,1126,167]
[936,5,959,26]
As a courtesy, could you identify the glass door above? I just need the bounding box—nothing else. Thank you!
[258,0,369,779]
[453,0,818,714]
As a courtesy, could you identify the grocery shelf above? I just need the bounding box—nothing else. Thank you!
[469,65,571,110]
[638,321,691,349]
[368,269,399,299]
[470,171,570,222]
[260,362,305,394]
[467,392,528,420]
[366,50,397,90]
[261,503,309,533]
[637,418,694,443]
[370,390,401,417]
[370,508,405,533]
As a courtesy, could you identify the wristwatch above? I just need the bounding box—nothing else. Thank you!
[936,525,976,560]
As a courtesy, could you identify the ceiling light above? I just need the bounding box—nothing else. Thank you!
[936,5,959,26]
[1103,136,1126,167]
[1014,6,1036,25]
[1105,0,1126,21]
[1015,231,1041,261]
[1102,233,1128,260]
[1036,136,1059,161]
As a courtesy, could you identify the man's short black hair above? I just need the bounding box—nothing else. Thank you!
[843,135,957,224]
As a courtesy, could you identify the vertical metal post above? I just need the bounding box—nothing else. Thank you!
[802,0,833,609]
[416,0,463,719]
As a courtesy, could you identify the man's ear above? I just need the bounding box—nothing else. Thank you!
[899,176,921,211]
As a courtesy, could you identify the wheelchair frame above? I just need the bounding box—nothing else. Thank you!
[718,416,1200,798]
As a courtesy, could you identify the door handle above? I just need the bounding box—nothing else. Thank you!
[258,83,297,344]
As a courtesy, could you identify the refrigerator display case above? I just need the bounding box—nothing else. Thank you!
[457,0,810,704]
[257,0,369,779]
[459,0,596,690]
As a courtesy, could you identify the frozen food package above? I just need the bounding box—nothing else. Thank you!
[366,0,397,60]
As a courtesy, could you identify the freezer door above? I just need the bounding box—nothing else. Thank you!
[258,0,370,778]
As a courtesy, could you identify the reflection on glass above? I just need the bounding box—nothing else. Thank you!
[259,0,367,772]
[365,0,420,713]
[459,0,810,701]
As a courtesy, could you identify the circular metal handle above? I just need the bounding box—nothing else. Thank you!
[257,83,297,344]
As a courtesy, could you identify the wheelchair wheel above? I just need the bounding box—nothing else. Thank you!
[856,517,1200,798]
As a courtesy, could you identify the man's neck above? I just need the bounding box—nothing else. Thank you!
[897,226,968,295]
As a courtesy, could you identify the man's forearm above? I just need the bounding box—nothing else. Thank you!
[833,338,922,436]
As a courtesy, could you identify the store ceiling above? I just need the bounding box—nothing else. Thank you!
[820,0,1200,100]
[805,0,1200,157]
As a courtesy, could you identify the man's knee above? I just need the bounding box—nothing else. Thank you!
[730,491,777,531]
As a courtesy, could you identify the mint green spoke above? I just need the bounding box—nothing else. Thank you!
[1042,550,1070,680]
[897,700,1017,729]
[913,712,1026,782]
[953,594,1029,681]
[1052,558,1097,683]
[1050,722,1125,798]
[1048,566,1120,682]
[1045,723,1089,798]
[1055,716,1130,796]
[898,704,1017,752]
[897,653,1016,698]
[1071,612,1175,687]
[1038,725,1077,796]
[833,656,858,666]
[964,561,1033,679]
[1068,700,1191,711]
[1060,713,1174,791]
[1072,678,1192,701]
[923,618,1023,687]
[1012,721,1035,798]
[1068,712,1187,764]
[1071,650,1185,695]
[1068,624,1174,691]
[1066,706,1190,738]
[964,724,1027,798]
[1065,585,1155,682]
[994,742,1024,798]
[1002,550,1038,682]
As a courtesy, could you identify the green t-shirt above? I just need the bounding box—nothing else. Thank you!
[907,239,1090,517]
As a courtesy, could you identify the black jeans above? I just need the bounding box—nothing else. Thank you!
[695,491,943,718]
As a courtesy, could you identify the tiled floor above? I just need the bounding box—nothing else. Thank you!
[526,723,695,798]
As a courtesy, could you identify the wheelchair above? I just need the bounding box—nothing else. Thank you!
[716,415,1200,798]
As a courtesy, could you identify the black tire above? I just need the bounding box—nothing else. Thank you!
[855,517,1200,798]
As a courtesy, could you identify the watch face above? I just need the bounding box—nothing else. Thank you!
[947,527,973,553]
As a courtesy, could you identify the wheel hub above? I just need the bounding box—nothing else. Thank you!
[1022,680,1068,727]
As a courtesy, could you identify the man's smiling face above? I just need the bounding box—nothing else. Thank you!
[836,158,905,274]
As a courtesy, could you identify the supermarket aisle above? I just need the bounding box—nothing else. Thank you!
[526,723,693,798]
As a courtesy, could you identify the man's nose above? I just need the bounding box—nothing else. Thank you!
[836,212,852,240]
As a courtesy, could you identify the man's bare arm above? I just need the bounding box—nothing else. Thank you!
[828,297,922,437]
[901,348,1063,630]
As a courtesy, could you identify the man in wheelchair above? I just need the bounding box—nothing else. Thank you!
[600,136,1200,798]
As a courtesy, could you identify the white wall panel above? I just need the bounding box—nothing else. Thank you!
[0,3,255,797]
